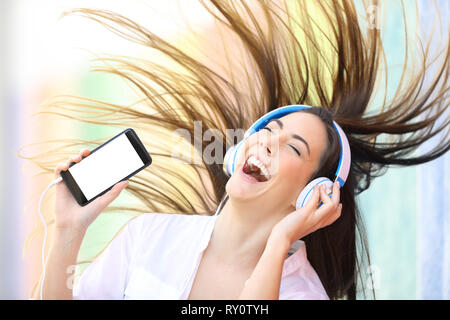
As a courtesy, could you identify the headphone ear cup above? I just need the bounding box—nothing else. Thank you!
[223,139,246,176]
[296,178,333,209]
[223,144,238,176]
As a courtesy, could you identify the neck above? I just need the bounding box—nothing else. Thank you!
[208,196,288,269]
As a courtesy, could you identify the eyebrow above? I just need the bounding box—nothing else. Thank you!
[267,119,311,155]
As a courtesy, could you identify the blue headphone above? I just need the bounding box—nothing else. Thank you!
[222,105,351,209]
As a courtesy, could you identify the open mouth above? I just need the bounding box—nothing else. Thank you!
[241,155,271,182]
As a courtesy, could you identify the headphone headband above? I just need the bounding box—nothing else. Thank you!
[226,105,351,187]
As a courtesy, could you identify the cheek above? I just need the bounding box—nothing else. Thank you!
[276,157,310,192]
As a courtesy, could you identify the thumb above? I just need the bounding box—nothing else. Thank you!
[95,180,129,210]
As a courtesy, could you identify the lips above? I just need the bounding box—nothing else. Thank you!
[241,155,271,182]
[240,165,261,183]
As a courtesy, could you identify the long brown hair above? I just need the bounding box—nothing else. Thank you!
[18,0,449,299]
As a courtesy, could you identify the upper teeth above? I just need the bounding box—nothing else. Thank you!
[247,155,271,180]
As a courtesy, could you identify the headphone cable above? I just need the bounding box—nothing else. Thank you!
[36,176,63,300]
[214,193,229,216]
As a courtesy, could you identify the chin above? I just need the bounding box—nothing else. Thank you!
[225,164,274,201]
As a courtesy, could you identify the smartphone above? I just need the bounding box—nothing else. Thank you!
[60,128,152,206]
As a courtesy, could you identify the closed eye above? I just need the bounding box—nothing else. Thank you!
[289,145,301,156]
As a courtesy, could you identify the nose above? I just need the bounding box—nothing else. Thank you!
[258,130,288,156]
[258,133,269,155]
[253,129,282,174]
[261,143,271,155]
[258,129,282,156]
[258,139,271,155]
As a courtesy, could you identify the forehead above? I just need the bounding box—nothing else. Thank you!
[278,111,323,128]
[273,111,328,155]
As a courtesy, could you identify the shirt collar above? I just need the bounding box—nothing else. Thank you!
[283,240,306,275]
[198,215,219,251]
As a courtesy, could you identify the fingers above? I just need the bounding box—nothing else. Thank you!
[67,154,81,166]
[66,149,91,166]
[319,184,333,206]
[330,181,340,207]
[320,203,342,228]
[95,180,129,210]
[79,148,91,159]
[304,185,321,211]
[312,182,342,228]
[318,181,340,208]
[106,181,129,199]
[54,149,91,178]
[54,163,69,178]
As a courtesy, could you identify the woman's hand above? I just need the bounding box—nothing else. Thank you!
[268,181,342,249]
[240,182,341,300]
[53,148,129,233]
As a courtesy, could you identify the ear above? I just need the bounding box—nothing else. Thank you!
[288,200,296,212]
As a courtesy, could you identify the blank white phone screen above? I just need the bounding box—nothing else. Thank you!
[69,133,144,201]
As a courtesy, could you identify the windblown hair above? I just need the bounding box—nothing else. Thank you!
[18,0,449,299]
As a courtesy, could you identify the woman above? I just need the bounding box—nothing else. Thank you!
[21,0,448,299]
[46,106,343,300]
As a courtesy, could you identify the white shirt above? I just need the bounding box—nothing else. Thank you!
[73,212,329,300]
